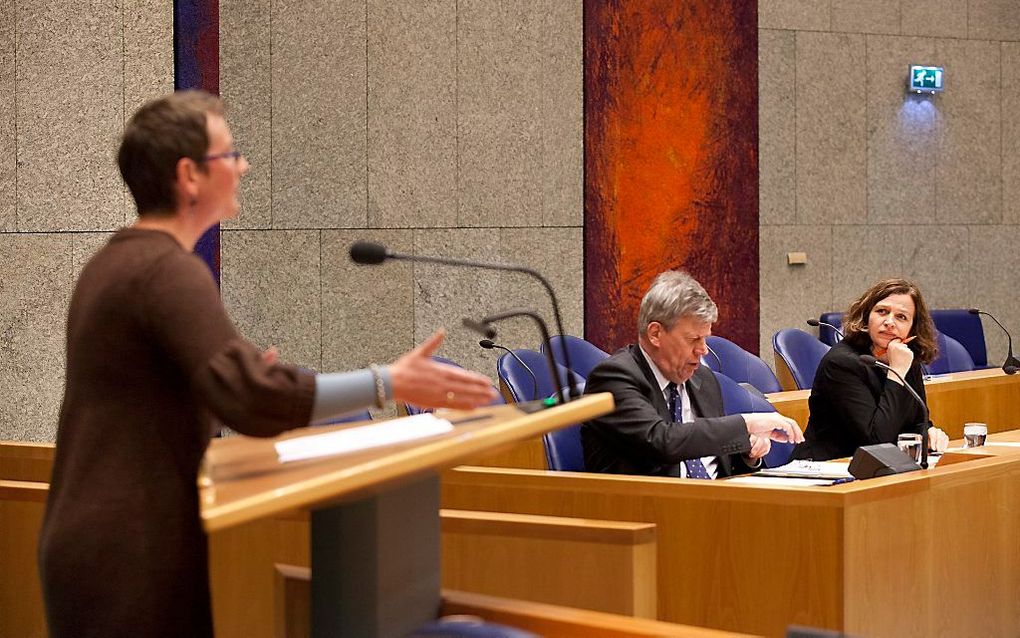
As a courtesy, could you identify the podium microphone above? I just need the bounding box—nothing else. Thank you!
[479,339,539,401]
[806,318,844,341]
[859,354,931,469]
[464,309,565,405]
[968,308,1020,374]
[350,240,581,397]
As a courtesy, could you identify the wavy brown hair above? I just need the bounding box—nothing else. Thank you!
[841,278,938,365]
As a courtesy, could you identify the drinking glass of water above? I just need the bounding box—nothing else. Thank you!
[897,433,922,463]
[963,423,988,448]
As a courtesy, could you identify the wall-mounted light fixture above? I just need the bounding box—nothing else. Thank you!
[908,65,943,95]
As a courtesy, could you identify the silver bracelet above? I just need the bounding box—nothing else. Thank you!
[369,365,386,409]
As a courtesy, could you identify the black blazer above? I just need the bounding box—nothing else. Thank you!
[792,341,929,462]
[581,344,755,477]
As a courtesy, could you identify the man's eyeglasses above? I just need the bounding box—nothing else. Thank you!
[201,150,244,163]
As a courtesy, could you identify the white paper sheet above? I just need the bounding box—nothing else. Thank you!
[274,413,454,463]
[726,476,835,487]
[757,459,853,480]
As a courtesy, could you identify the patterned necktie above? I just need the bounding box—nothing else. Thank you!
[666,382,711,480]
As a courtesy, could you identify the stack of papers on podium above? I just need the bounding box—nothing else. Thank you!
[758,459,852,480]
[275,413,454,463]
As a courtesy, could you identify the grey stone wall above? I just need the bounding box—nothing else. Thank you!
[0,1,172,441]
[218,0,583,388]
[758,0,1020,366]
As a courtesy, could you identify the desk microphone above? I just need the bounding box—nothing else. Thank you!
[350,241,581,397]
[479,339,539,401]
[806,318,844,341]
[465,309,565,405]
[859,354,930,469]
[968,308,1020,374]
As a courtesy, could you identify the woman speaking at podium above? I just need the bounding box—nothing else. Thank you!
[792,278,950,462]
[37,91,495,638]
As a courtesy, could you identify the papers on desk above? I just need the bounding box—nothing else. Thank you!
[757,459,853,480]
[727,476,835,487]
[274,413,454,463]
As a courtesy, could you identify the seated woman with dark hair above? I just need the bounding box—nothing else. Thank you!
[792,278,950,462]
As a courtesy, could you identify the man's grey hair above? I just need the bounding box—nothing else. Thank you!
[637,270,718,335]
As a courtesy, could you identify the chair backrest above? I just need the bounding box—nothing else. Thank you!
[818,312,844,346]
[927,331,976,375]
[497,349,571,403]
[542,424,585,472]
[712,371,793,468]
[930,309,987,367]
[704,336,782,394]
[772,329,831,391]
[540,335,610,380]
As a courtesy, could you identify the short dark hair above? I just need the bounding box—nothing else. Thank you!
[842,278,938,364]
[117,90,224,215]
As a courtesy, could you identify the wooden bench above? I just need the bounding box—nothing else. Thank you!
[273,564,753,638]
[209,508,660,637]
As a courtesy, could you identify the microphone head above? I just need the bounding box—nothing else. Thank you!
[806,318,820,327]
[968,308,981,315]
[349,241,389,265]
[479,339,495,349]
[859,354,878,366]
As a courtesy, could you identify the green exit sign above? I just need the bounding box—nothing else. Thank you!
[909,65,944,93]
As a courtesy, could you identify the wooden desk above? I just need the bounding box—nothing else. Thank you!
[767,368,1020,438]
[202,395,613,637]
[442,431,1020,638]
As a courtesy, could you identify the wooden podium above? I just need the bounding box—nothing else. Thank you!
[200,394,613,637]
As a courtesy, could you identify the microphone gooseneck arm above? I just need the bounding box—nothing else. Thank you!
[479,339,539,401]
[464,309,565,405]
[969,308,1019,374]
[705,344,723,371]
[352,242,582,398]
[859,354,930,469]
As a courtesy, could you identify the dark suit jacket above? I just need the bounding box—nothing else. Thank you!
[792,341,929,461]
[581,344,755,477]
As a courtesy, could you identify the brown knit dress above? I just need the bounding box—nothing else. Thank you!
[38,228,315,638]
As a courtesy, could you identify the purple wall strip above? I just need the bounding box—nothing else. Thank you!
[173,0,221,285]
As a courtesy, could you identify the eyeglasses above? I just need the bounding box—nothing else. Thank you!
[201,150,244,163]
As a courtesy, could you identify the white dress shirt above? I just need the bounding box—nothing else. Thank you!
[638,346,720,479]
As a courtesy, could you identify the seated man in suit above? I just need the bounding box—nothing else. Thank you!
[582,270,804,478]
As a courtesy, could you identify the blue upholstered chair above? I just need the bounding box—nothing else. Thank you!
[712,370,794,468]
[540,335,610,380]
[772,329,831,391]
[704,335,783,395]
[817,312,844,346]
[496,349,571,403]
[931,309,988,368]
[927,331,976,375]
[542,424,585,472]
